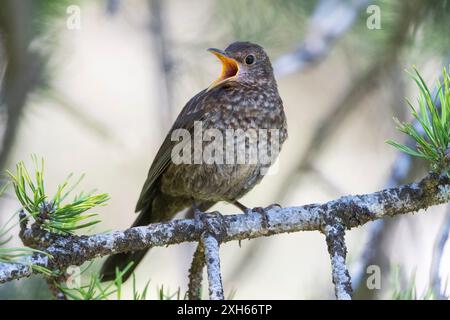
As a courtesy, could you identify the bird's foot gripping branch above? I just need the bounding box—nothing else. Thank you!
[0,67,450,300]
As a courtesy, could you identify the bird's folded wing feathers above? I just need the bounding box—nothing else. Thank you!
[135,90,208,212]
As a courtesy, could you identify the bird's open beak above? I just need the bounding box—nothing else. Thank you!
[207,48,239,90]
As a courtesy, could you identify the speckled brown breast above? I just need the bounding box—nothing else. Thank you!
[160,84,287,202]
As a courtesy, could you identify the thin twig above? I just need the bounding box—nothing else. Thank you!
[187,242,205,300]
[105,0,120,15]
[202,232,224,300]
[148,0,174,130]
[324,223,352,300]
[349,219,385,290]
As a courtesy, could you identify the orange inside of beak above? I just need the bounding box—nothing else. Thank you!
[208,50,239,90]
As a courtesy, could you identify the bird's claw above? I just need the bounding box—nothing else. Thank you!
[246,204,281,229]
[194,208,227,241]
[245,203,281,214]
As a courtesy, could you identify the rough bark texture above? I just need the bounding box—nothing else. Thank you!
[187,242,205,300]
[202,232,224,300]
[324,224,352,299]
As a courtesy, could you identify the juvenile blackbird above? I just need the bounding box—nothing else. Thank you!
[100,41,287,281]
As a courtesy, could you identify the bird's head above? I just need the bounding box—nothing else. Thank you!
[207,41,274,90]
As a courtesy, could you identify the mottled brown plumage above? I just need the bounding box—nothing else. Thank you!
[100,42,287,281]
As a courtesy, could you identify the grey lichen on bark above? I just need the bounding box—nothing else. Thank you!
[0,173,449,300]
[187,242,205,300]
[202,232,224,300]
[323,223,352,300]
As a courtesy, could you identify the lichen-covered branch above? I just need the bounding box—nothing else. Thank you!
[324,224,352,300]
[0,173,449,288]
[202,232,224,300]
[187,242,205,300]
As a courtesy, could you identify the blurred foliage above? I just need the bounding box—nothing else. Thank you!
[29,0,83,94]
[0,278,52,300]
[30,0,81,35]
[390,266,435,300]
[350,0,450,57]
[413,0,450,57]
[212,0,450,60]
[212,0,312,56]
[157,285,183,300]
[387,67,450,174]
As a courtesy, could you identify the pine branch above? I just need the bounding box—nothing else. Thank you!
[0,173,449,300]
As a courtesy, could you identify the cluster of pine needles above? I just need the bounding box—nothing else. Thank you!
[387,67,450,174]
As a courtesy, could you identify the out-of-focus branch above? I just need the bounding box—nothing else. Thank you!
[292,61,385,174]
[324,223,352,300]
[279,0,425,199]
[0,2,45,298]
[430,205,450,299]
[187,242,205,300]
[351,140,422,293]
[273,0,370,77]
[148,0,175,131]
[286,0,422,188]
[105,0,120,15]
[0,0,43,170]
[0,173,449,301]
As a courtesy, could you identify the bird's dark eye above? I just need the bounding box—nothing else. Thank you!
[245,54,255,65]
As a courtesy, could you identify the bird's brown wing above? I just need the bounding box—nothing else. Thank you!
[135,89,208,212]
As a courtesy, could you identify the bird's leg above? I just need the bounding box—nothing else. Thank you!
[263,203,282,210]
[233,200,264,215]
[192,199,207,226]
[233,200,281,213]
[233,200,249,213]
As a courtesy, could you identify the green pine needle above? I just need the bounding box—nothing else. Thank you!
[157,285,182,300]
[390,266,436,300]
[387,66,450,173]
[6,155,109,235]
